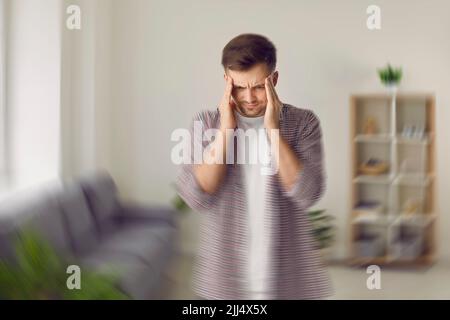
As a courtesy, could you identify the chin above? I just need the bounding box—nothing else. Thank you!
[241,105,265,117]
[246,111,263,117]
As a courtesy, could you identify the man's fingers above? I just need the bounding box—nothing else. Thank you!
[266,75,280,103]
[219,76,234,118]
[265,77,274,106]
[268,75,280,101]
[222,76,233,104]
[265,75,282,120]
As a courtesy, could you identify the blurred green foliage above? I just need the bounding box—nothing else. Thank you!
[0,230,129,300]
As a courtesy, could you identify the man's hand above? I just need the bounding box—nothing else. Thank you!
[194,75,235,194]
[263,73,302,192]
[264,74,282,131]
[219,75,237,130]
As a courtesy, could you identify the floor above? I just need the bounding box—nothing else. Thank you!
[157,212,450,300]
[158,250,450,300]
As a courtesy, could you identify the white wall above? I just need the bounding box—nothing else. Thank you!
[107,0,450,260]
[6,0,62,190]
[60,0,113,180]
[8,0,444,260]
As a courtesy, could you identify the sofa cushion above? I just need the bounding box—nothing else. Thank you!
[120,204,176,227]
[80,250,163,299]
[97,222,176,268]
[57,183,99,255]
[0,187,53,261]
[0,186,72,259]
[22,191,73,257]
[0,216,19,263]
[78,172,121,234]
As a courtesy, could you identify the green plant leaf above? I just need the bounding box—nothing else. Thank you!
[0,229,130,300]
[378,63,402,85]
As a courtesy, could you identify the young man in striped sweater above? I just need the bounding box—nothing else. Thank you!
[177,33,332,300]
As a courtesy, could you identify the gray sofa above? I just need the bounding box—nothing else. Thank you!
[0,171,177,299]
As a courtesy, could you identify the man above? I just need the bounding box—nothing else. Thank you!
[176,33,332,300]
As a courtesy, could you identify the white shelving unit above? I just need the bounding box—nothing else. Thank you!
[349,93,436,266]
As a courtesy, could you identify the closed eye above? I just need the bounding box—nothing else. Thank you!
[235,85,264,89]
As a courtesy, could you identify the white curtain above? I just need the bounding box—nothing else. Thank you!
[4,0,61,192]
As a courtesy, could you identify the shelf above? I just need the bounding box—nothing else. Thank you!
[352,211,436,223]
[354,134,392,143]
[393,174,431,187]
[349,257,387,265]
[353,134,431,145]
[391,213,436,226]
[353,175,392,184]
[395,134,430,145]
[350,93,436,267]
[350,254,435,266]
[385,255,435,265]
[353,173,431,186]
[351,213,396,225]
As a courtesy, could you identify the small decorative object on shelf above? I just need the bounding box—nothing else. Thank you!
[377,63,402,93]
[363,117,377,135]
[353,201,384,222]
[359,158,389,175]
[354,201,384,214]
[402,198,422,215]
[401,124,425,139]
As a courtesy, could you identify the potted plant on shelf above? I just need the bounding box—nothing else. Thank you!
[377,63,402,93]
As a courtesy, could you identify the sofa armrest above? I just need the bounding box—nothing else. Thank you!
[119,203,177,227]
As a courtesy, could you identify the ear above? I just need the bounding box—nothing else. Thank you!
[271,71,279,87]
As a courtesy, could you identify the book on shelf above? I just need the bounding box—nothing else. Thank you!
[353,201,384,220]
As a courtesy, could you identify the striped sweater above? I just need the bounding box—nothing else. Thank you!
[176,103,333,300]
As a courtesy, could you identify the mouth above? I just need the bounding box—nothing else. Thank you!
[245,103,258,109]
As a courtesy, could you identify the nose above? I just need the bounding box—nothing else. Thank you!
[244,88,257,104]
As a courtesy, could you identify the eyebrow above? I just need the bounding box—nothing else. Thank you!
[234,82,265,89]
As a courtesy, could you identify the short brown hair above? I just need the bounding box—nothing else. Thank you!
[221,33,277,73]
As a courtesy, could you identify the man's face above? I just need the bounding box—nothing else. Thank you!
[225,63,279,117]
